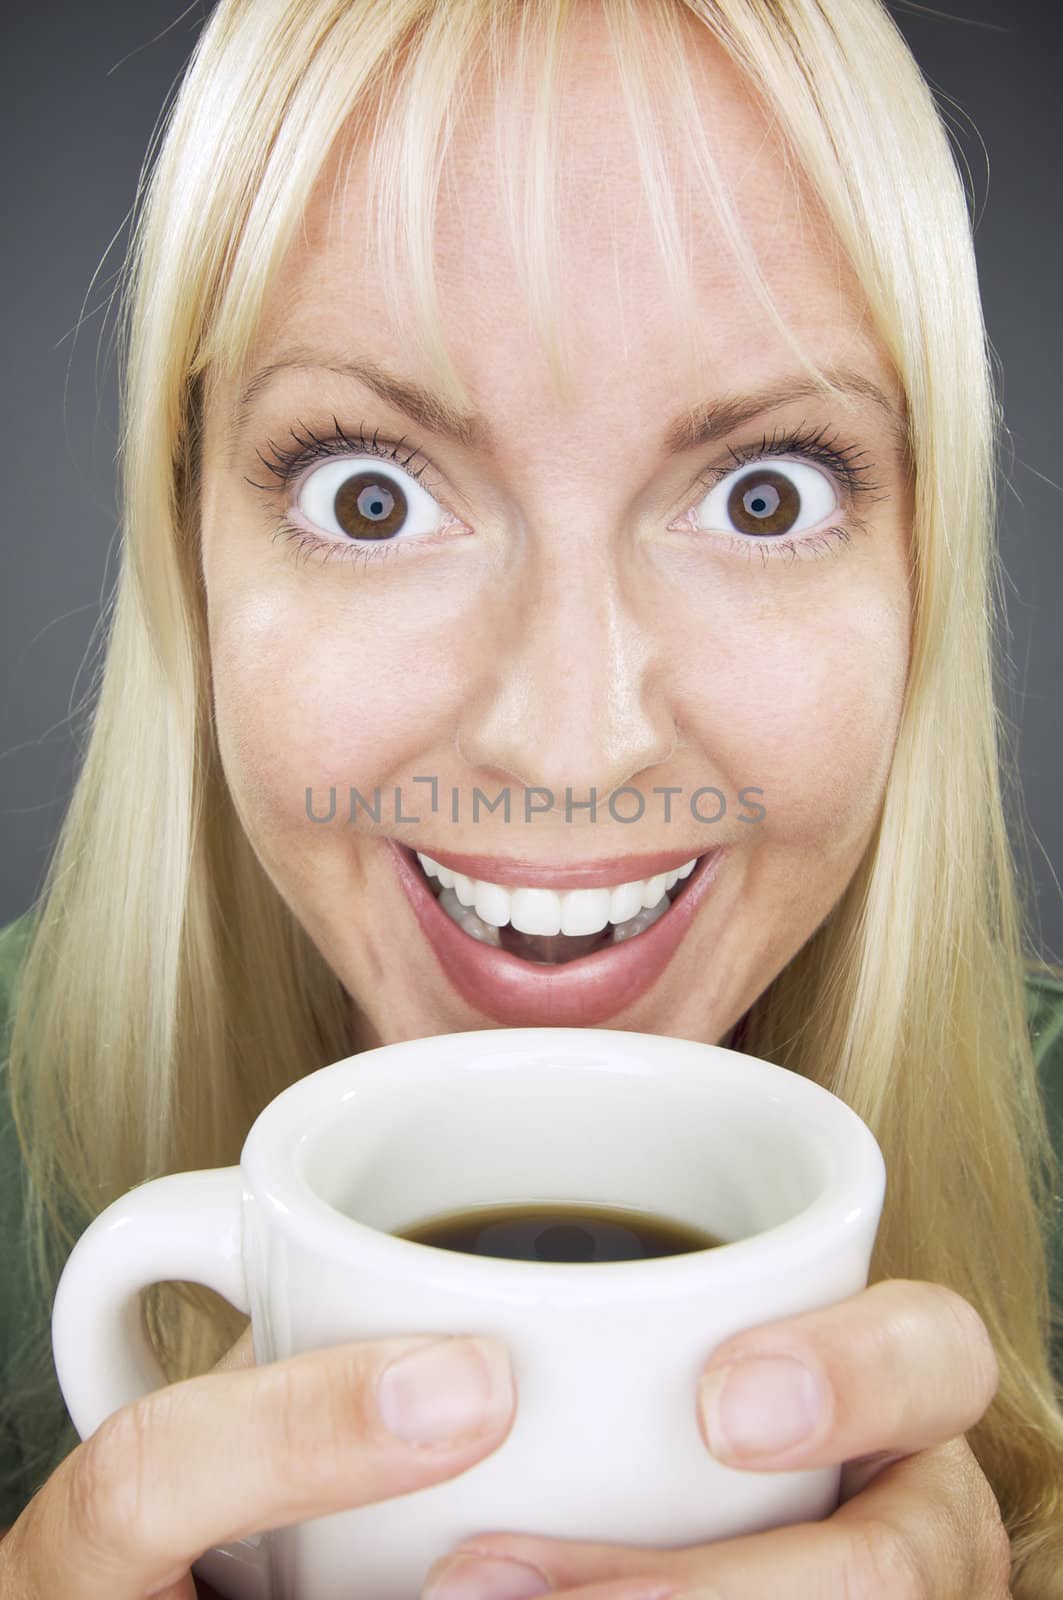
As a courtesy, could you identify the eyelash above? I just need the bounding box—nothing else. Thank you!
[245,416,885,571]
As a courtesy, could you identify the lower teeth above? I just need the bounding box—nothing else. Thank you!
[436,886,504,947]
[434,883,675,960]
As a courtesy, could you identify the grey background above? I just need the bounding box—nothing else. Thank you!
[2,1,1061,957]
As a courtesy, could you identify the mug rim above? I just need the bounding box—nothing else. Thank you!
[240,1026,886,1291]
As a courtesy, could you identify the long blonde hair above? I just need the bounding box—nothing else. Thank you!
[5,0,1061,1588]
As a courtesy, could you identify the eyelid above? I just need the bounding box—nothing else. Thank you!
[252,415,880,512]
[247,418,487,534]
[248,414,879,571]
[698,423,884,502]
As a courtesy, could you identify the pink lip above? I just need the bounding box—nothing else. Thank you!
[409,845,706,889]
[387,839,726,1027]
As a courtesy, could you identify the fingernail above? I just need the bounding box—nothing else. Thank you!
[422,1554,552,1600]
[378,1336,512,1447]
[699,1355,825,1462]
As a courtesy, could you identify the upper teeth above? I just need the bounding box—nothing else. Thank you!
[415,853,699,936]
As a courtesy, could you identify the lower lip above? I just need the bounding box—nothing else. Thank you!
[386,840,726,1026]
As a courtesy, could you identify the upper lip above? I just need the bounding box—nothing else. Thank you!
[400,842,714,889]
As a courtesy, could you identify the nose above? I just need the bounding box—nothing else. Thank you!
[455,553,676,812]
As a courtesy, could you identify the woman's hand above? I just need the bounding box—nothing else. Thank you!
[422,1279,1012,1600]
[0,1325,516,1600]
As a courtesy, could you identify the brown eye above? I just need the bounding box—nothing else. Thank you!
[696,458,837,541]
[333,471,408,540]
[295,457,445,546]
[727,469,800,536]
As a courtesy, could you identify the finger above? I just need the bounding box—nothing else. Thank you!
[693,1278,999,1473]
[425,1520,887,1600]
[834,1436,1013,1594]
[428,1444,1009,1600]
[15,1333,514,1600]
[422,1465,973,1600]
[424,1561,680,1600]
[132,1329,258,1600]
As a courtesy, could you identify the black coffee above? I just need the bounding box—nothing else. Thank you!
[394,1200,726,1262]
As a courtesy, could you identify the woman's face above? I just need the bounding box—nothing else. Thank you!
[200,13,912,1048]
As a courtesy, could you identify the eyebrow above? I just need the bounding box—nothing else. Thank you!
[230,348,909,462]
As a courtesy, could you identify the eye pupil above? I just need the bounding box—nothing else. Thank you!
[745,488,776,516]
[334,470,407,540]
[728,468,798,537]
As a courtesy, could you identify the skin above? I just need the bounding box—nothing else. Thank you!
[0,9,1009,1600]
[199,9,912,1053]
[194,9,1008,1598]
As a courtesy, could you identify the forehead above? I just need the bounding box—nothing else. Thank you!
[240,7,891,425]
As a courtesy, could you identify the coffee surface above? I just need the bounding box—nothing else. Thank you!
[394,1200,726,1262]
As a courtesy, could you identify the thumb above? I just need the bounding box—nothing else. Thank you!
[149,1328,255,1596]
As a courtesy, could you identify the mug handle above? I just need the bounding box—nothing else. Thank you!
[51,1167,270,1600]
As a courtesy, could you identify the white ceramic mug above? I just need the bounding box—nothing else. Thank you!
[51,1026,886,1600]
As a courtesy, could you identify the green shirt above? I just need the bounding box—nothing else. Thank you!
[0,909,1061,1528]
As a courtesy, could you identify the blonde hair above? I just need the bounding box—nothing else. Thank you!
[5,0,1061,1588]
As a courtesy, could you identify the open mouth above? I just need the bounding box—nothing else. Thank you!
[390,838,727,1025]
[413,850,704,965]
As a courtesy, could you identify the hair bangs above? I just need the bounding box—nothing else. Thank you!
[194,0,843,421]
[365,0,841,414]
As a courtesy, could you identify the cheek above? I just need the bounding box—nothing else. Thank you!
[675,590,908,854]
[208,590,467,853]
